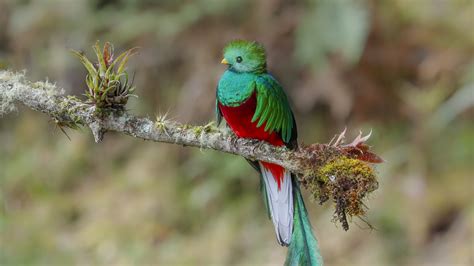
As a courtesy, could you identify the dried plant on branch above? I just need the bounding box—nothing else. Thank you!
[0,42,382,231]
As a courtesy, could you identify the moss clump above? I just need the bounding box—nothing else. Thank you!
[192,121,218,136]
[48,97,86,140]
[192,126,203,136]
[302,156,378,231]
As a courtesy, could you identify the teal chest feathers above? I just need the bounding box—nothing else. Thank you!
[217,70,256,107]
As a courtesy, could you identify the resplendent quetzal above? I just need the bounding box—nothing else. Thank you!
[216,40,323,265]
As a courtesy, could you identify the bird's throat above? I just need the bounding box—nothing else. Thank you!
[217,70,256,107]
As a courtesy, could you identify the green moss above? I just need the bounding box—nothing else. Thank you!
[66,95,81,102]
[192,126,203,136]
[202,121,218,133]
[191,122,219,137]
[48,97,87,131]
[319,157,376,186]
[301,156,378,231]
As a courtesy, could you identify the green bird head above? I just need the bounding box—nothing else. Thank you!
[221,40,267,74]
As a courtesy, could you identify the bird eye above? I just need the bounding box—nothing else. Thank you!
[236,56,243,63]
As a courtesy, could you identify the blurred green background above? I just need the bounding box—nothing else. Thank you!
[0,0,473,265]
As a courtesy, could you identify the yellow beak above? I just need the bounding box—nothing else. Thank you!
[221,58,229,65]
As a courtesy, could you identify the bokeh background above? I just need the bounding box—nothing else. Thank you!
[0,0,473,265]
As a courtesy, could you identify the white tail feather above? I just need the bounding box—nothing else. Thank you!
[259,162,294,246]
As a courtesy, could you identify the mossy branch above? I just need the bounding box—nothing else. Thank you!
[0,69,381,230]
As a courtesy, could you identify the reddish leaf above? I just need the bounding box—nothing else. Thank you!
[343,143,383,163]
[337,130,383,163]
[103,42,114,68]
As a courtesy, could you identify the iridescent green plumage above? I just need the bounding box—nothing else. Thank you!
[223,40,266,74]
[216,40,322,265]
[217,40,295,143]
[253,75,294,143]
[285,179,323,266]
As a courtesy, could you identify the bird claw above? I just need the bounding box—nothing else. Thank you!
[229,135,239,147]
[249,138,261,145]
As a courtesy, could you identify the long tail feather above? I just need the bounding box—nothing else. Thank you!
[259,162,293,246]
[259,174,272,219]
[285,177,323,266]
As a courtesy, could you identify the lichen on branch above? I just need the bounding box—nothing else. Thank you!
[0,43,382,230]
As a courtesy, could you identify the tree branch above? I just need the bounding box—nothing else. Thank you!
[0,70,380,230]
[0,70,321,173]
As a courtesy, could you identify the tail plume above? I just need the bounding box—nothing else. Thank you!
[285,178,323,266]
[259,162,293,246]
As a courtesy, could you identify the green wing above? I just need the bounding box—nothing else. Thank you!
[252,74,296,144]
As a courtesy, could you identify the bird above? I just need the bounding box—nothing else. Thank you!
[215,40,323,266]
